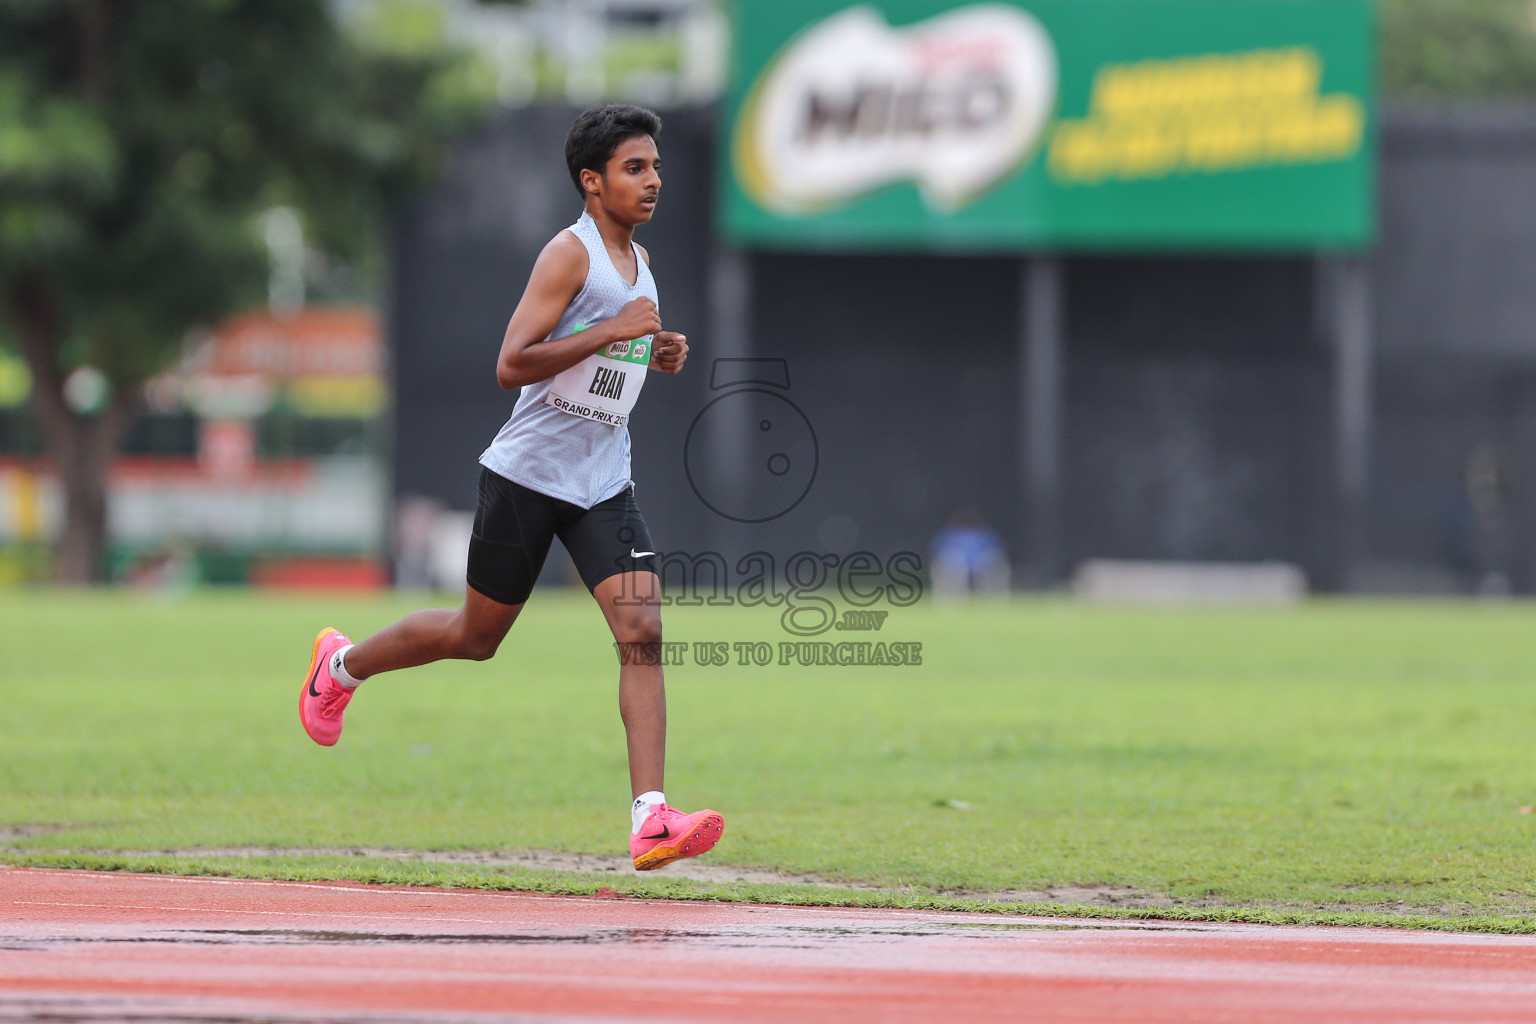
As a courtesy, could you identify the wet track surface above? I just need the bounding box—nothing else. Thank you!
[5,867,1536,1022]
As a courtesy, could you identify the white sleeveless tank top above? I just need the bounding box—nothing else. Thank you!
[479,210,659,508]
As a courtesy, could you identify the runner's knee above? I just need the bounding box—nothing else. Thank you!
[462,638,499,661]
[453,622,505,661]
[612,609,662,646]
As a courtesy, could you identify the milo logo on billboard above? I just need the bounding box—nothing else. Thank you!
[733,4,1057,215]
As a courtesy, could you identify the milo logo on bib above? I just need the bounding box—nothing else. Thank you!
[545,323,651,427]
[604,338,650,365]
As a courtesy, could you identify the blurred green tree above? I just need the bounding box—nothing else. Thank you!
[1380,0,1536,97]
[0,0,489,583]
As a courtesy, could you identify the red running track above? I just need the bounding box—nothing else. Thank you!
[4,866,1536,1023]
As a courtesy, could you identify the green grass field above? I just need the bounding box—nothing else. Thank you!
[4,588,1536,930]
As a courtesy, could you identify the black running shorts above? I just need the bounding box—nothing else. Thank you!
[465,468,658,606]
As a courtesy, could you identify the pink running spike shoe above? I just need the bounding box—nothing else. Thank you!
[629,804,725,871]
[299,627,355,747]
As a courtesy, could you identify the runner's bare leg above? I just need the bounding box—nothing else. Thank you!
[592,571,665,798]
[343,587,522,679]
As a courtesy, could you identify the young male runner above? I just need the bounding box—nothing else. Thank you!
[298,104,723,872]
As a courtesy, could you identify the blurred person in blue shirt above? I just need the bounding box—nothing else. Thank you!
[931,508,1011,597]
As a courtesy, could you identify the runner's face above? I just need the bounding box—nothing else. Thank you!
[599,135,661,224]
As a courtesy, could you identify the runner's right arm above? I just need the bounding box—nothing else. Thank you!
[496,232,662,390]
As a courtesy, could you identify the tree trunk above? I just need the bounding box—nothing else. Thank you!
[9,284,138,584]
[46,398,137,584]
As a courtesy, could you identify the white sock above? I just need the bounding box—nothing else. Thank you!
[631,791,665,833]
[330,644,364,689]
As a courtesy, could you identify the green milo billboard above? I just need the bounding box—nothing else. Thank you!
[722,0,1374,251]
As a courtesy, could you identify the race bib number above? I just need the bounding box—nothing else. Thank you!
[544,325,650,426]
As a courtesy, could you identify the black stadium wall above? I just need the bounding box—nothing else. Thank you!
[389,103,1536,593]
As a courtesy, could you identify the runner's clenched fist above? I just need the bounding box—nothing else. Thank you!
[651,331,687,374]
